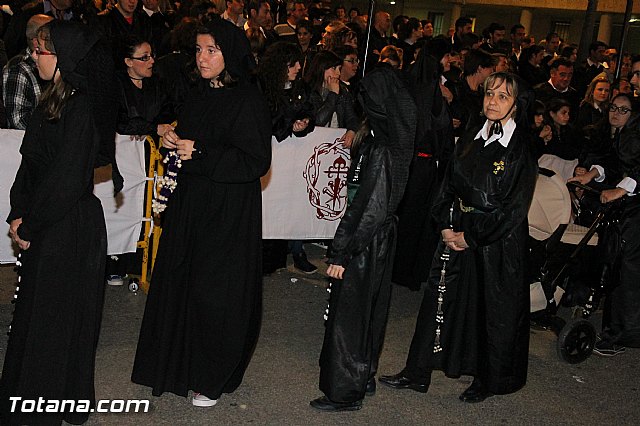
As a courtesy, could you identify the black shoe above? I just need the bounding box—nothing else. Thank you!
[293,253,318,274]
[378,373,429,393]
[593,339,626,357]
[309,396,362,412]
[459,380,493,403]
[365,377,376,396]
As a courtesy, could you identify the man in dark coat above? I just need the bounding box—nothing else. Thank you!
[449,48,496,137]
[572,40,608,99]
[361,10,390,74]
[97,0,153,55]
[534,57,580,119]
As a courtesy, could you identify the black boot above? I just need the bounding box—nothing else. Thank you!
[310,396,362,412]
[459,379,493,403]
[379,372,430,393]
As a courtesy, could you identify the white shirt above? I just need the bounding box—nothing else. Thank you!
[142,6,156,16]
[222,10,247,28]
[475,118,517,148]
[548,78,569,94]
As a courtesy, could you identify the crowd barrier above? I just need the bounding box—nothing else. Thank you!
[1,127,350,290]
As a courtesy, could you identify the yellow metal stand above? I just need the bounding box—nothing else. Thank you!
[137,136,163,293]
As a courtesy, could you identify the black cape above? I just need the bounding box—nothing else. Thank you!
[1,21,115,426]
[319,63,416,403]
[131,80,272,399]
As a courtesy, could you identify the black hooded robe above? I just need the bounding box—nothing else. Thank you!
[318,63,417,403]
[0,22,116,426]
[131,83,272,399]
[392,51,455,291]
[400,124,537,395]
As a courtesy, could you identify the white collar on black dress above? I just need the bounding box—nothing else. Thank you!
[475,118,516,148]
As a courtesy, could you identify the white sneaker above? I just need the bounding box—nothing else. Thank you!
[106,275,124,286]
[192,393,218,407]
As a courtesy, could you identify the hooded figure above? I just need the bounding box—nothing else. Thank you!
[2,21,117,425]
[392,49,456,290]
[131,15,272,406]
[311,62,417,411]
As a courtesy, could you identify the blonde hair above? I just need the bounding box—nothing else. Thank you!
[581,75,610,107]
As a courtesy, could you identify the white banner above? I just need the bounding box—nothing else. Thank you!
[0,130,26,263]
[0,132,146,263]
[261,127,351,239]
[94,135,147,256]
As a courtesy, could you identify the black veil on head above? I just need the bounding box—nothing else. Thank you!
[200,15,255,82]
[49,21,122,193]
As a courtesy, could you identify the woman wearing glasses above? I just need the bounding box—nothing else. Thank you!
[2,21,119,425]
[570,93,640,356]
[116,35,174,139]
[105,35,175,285]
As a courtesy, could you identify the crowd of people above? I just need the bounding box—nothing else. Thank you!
[1,0,640,422]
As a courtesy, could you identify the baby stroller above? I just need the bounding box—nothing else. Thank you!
[527,167,622,364]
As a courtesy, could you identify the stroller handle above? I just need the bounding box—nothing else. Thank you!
[566,181,601,195]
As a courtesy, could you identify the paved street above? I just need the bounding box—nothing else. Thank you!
[0,246,638,425]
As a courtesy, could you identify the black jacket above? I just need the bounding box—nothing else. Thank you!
[307,82,360,132]
[115,71,174,136]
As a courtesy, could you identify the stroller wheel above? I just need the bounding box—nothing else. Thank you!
[556,319,596,364]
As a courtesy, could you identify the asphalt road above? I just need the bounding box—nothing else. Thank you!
[0,249,638,425]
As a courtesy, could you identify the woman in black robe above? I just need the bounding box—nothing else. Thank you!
[131,16,272,407]
[309,61,417,412]
[380,72,537,402]
[570,94,640,355]
[1,21,118,425]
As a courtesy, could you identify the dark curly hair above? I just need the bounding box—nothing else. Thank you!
[257,41,303,107]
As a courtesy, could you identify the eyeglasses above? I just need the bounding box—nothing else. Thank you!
[343,58,359,64]
[609,104,631,115]
[34,46,56,56]
[131,53,156,62]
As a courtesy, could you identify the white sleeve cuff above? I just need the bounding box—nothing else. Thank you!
[591,165,605,182]
[617,177,637,195]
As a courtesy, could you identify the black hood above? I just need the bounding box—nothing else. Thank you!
[49,20,100,91]
[49,21,122,193]
[358,62,417,213]
[201,15,255,82]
